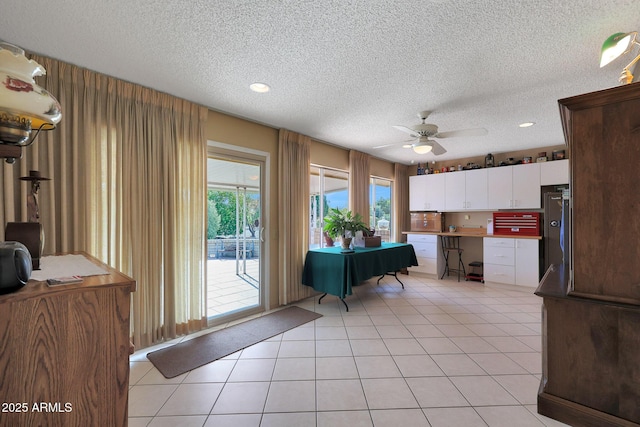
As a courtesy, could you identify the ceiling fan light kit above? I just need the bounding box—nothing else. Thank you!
[412,141,433,154]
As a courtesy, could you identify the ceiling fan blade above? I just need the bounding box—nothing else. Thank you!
[429,140,447,155]
[434,128,488,138]
[372,143,398,149]
[392,125,419,136]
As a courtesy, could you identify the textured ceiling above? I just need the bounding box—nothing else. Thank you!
[1,0,639,164]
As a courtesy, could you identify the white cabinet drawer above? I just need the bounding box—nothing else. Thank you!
[484,237,515,248]
[413,244,438,259]
[484,246,515,265]
[484,264,515,284]
[407,234,437,244]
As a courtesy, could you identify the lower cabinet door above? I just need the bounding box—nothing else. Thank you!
[515,239,540,287]
[484,263,515,285]
[411,256,437,275]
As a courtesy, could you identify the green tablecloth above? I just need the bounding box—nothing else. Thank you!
[302,242,418,299]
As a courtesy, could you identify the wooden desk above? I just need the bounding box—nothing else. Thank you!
[0,253,136,427]
[302,243,418,309]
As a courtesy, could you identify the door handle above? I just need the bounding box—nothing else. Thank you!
[260,227,265,243]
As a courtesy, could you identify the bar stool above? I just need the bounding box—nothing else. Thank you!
[440,235,466,281]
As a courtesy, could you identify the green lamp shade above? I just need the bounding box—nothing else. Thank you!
[600,32,633,67]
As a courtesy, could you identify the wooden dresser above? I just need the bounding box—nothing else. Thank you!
[536,83,640,426]
[0,254,136,427]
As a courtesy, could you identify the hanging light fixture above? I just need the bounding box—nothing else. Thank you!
[599,31,640,84]
[0,42,62,163]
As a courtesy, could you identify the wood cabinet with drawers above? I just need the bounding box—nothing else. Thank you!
[0,254,136,427]
[536,83,640,426]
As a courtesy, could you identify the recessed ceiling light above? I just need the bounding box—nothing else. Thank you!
[519,122,535,128]
[250,82,270,93]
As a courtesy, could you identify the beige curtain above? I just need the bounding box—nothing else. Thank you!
[394,163,410,242]
[0,54,207,349]
[278,129,314,304]
[348,150,370,226]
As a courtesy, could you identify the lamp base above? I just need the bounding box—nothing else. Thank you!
[5,222,43,270]
[0,144,22,163]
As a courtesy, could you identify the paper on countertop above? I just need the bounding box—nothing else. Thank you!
[30,254,109,281]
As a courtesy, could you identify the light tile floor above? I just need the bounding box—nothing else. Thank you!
[129,273,570,427]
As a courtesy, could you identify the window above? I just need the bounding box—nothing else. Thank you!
[310,166,349,248]
[370,177,392,242]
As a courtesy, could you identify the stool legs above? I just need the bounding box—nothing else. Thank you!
[440,249,466,282]
[457,251,466,282]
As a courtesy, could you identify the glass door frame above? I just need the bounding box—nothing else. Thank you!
[310,164,350,249]
[206,141,270,326]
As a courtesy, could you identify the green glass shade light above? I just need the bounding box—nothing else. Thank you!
[600,31,640,84]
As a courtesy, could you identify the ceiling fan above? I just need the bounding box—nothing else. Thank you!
[375,111,488,155]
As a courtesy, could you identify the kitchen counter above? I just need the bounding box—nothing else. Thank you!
[402,230,542,240]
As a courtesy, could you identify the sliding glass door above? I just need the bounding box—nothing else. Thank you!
[206,155,264,321]
[309,166,349,248]
[370,177,393,242]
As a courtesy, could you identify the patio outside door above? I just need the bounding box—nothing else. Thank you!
[206,155,264,322]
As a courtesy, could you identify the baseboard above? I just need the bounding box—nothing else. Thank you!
[538,391,639,427]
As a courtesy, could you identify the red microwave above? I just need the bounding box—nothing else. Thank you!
[492,212,541,236]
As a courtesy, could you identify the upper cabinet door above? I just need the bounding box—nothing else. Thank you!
[409,175,429,211]
[444,172,466,211]
[513,163,540,208]
[540,159,569,185]
[487,166,513,209]
[409,174,445,211]
[465,168,488,210]
[425,173,446,211]
[444,169,487,211]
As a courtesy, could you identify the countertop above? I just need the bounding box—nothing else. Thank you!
[402,229,542,240]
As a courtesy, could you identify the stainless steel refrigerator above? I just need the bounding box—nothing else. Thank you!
[543,189,569,274]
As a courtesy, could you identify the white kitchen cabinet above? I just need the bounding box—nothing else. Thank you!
[512,163,541,208]
[444,171,465,211]
[487,164,540,209]
[409,174,445,211]
[483,238,515,285]
[540,159,569,185]
[464,168,488,210]
[486,166,512,209]
[444,169,488,211]
[514,238,540,287]
[483,237,539,287]
[406,233,439,275]
[409,175,428,211]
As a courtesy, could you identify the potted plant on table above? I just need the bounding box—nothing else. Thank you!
[323,208,368,252]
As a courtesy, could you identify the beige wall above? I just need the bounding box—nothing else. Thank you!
[310,139,396,180]
[310,139,348,170]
